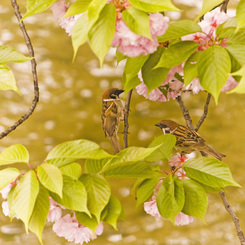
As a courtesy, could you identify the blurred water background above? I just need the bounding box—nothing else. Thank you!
[0,0,244,244]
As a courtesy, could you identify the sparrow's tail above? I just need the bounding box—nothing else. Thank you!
[108,134,121,154]
[203,144,226,161]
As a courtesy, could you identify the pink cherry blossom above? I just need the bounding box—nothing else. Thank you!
[51,0,82,36]
[175,212,194,226]
[185,78,204,94]
[0,184,13,200]
[2,201,19,219]
[144,200,162,219]
[221,76,238,92]
[112,14,169,57]
[53,214,103,244]
[47,197,63,222]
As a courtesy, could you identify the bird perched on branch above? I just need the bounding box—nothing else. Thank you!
[102,88,124,154]
[155,119,226,161]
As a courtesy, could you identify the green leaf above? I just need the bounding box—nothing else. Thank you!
[79,174,111,222]
[237,0,245,30]
[0,168,20,190]
[155,41,199,68]
[37,163,63,198]
[183,157,241,188]
[0,64,21,94]
[87,0,107,23]
[45,139,112,167]
[0,144,29,166]
[85,158,111,174]
[142,47,170,94]
[136,177,160,206]
[128,0,180,12]
[13,170,39,231]
[197,45,231,103]
[156,175,185,223]
[183,51,201,86]
[145,135,176,162]
[102,195,122,230]
[196,0,223,20]
[104,161,155,178]
[60,162,82,179]
[64,0,91,17]
[75,212,98,233]
[22,0,56,20]
[7,185,16,219]
[225,44,245,65]
[194,180,224,193]
[29,184,50,244]
[122,6,151,39]
[123,55,149,94]
[71,12,90,61]
[88,3,116,66]
[229,66,245,93]
[0,46,32,63]
[182,179,207,222]
[227,28,245,45]
[116,49,127,64]
[158,20,202,43]
[51,175,89,214]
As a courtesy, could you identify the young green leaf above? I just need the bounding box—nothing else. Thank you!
[64,0,91,17]
[0,168,20,190]
[13,170,39,232]
[145,134,176,162]
[87,0,107,24]
[156,175,185,223]
[7,185,16,219]
[225,44,245,65]
[103,161,155,178]
[79,174,111,222]
[183,51,201,86]
[195,0,223,21]
[29,184,50,244]
[60,162,82,179]
[88,3,116,66]
[236,0,245,30]
[158,20,202,43]
[122,6,151,40]
[183,157,241,188]
[0,46,32,63]
[136,177,160,206]
[51,175,89,214]
[155,41,199,69]
[142,47,170,94]
[75,212,98,233]
[229,66,245,93]
[102,196,122,230]
[22,0,57,20]
[227,28,245,45]
[198,45,231,103]
[116,49,127,64]
[182,179,207,222]
[37,163,63,198]
[128,0,180,12]
[0,144,29,166]
[45,139,112,167]
[85,158,111,174]
[0,64,21,94]
[123,75,141,95]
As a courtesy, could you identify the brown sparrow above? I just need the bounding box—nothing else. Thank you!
[155,119,226,160]
[102,88,124,154]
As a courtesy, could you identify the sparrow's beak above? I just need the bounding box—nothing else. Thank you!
[116,89,124,96]
[155,123,161,128]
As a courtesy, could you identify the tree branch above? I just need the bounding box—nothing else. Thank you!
[195,93,211,132]
[221,0,230,13]
[219,191,245,245]
[123,89,133,149]
[0,0,40,139]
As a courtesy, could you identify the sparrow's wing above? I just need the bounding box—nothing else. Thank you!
[102,101,119,137]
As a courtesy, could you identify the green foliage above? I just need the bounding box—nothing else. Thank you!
[196,0,223,20]
[236,0,245,30]
[64,0,92,17]
[122,6,151,40]
[0,168,20,190]
[229,66,245,93]
[197,45,231,103]
[0,144,29,166]
[128,0,180,12]
[59,162,82,179]
[158,20,202,42]
[0,46,32,63]
[13,170,39,231]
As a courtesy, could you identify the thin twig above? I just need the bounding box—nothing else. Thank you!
[221,0,230,13]
[123,89,133,148]
[175,96,195,130]
[0,0,40,139]
[195,93,211,132]
[219,191,245,245]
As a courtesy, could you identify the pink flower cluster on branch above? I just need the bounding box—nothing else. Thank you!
[144,153,194,226]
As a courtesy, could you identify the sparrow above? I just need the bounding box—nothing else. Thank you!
[155,119,226,161]
[102,88,124,154]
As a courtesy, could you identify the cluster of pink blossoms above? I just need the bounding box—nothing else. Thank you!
[144,153,194,226]
[0,181,103,245]
[136,9,238,102]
